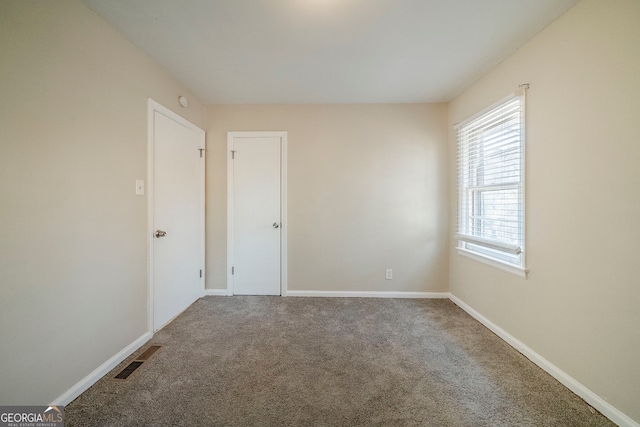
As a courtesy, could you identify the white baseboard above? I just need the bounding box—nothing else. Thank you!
[204,288,231,296]
[449,294,639,427]
[204,289,449,298]
[285,290,450,299]
[50,331,152,407]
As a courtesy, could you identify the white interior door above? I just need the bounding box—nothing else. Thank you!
[229,132,286,295]
[150,101,205,331]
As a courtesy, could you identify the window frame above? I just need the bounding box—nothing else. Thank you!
[455,91,528,278]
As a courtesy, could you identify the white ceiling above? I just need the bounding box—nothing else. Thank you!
[82,0,579,104]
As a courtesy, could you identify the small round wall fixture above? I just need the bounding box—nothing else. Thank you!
[178,96,188,108]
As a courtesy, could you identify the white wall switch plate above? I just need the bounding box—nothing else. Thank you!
[385,268,393,280]
[135,179,145,196]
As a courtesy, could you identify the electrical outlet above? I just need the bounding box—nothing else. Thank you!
[385,269,393,280]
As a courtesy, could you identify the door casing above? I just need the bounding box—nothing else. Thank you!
[147,99,205,332]
[227,131,288,296]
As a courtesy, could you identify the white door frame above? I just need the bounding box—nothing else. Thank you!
[147,99,206,333]
[227,131,288,296]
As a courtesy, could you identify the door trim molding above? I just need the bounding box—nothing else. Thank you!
[227,131,288,296]
[147,99,206,332]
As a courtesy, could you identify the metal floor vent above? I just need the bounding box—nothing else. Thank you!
[114,361,143,379]
[114,345,162,380]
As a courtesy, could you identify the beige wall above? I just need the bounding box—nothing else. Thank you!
[0,0,205,404]
[206,104,449,293]
[448,0,640,422]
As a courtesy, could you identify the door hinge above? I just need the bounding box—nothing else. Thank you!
[199,269,203,278]
[199,148,205,158]
[232,266,235,275]
[231,150,236,159]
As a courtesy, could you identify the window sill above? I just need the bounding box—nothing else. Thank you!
[457,247,529,279]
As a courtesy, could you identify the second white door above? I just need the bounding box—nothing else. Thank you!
[228,132,285,295]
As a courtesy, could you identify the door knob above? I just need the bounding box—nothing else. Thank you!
[155,230,167,238]
[272,223,280,229]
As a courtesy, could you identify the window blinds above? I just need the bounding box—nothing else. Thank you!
[456,94,525,262]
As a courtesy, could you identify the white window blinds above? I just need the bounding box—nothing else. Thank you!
[456,93,525,268]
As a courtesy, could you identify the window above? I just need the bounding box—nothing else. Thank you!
[456,92,527,276]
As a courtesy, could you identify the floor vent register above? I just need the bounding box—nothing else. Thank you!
[114,345,162,380]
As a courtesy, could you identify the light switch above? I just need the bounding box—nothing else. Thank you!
[135,180,145,196]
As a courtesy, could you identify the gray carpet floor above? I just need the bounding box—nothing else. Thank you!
[66,297,614,426]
